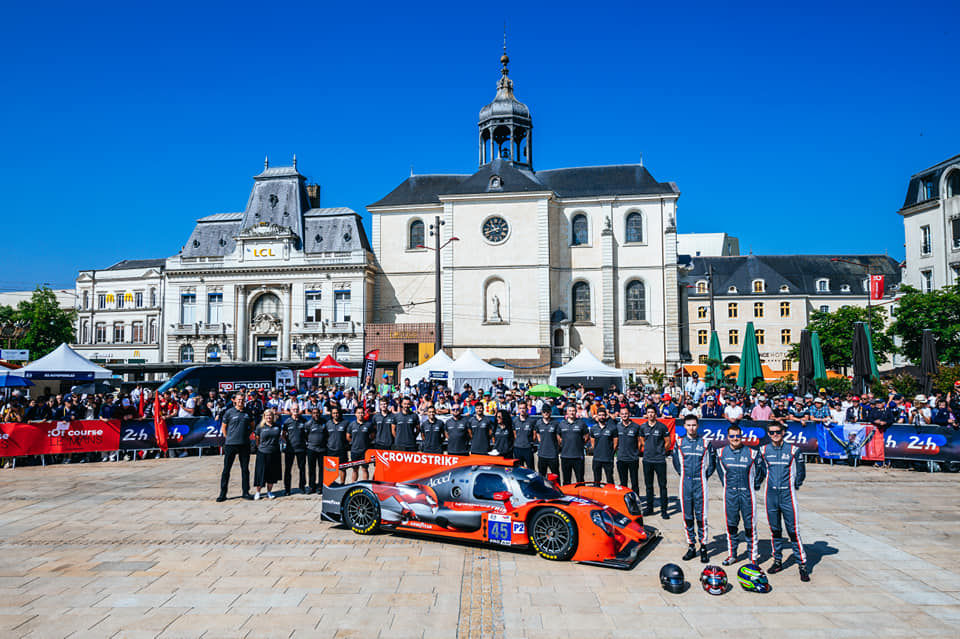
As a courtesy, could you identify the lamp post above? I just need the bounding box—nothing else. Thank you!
[417,215,459,355]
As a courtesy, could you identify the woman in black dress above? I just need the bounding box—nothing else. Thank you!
[493,409,514,459]
[253,408,282,500]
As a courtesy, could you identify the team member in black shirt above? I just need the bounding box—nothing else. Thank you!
[534,411,560,477]
[492,409,514,458]
[446,404,471,455]
[281,404,308,495]
[349,407,372,481]
[616,406,641,493]
[559,405,589,483]
[590,405,618,483]
[372,400,395,450]
[325,406,350,484]
[469,403,494,455]
[304,407,326,494]
[253,408,282,500]
[393,397,420,452]
[420,406,446,454]
[640,406,671,518]
[217,393,254,502]
[512,400,536,469]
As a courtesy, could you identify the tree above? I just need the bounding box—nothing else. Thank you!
[787,305,894,371]
[0,305,15,324]
[12,287,75,358]
[888,284,960,364]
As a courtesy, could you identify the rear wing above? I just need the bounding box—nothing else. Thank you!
[323,449,518,487]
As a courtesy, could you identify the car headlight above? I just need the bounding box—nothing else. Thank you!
[590,509,615,537]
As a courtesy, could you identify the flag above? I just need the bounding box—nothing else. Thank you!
[362,350,380,389]
[870,275,884,301]
[153,392,169,453]
[818,423,878,460]
[861,427,885,462]
[137,390,145,418]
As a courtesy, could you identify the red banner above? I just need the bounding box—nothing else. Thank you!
[0,420,121,456]
[870,274,885,301]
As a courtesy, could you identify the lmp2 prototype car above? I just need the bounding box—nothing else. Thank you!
[321,450,660,569]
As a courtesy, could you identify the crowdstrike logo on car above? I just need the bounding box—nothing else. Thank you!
[381,451,460,466]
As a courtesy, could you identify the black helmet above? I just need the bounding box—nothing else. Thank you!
[659,563,685,594]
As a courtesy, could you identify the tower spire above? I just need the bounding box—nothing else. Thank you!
[264,154,269,170]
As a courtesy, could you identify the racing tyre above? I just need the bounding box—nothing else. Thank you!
[343,487,381,535]
[529,507,578,561]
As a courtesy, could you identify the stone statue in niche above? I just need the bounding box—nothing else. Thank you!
[491,295,502,322]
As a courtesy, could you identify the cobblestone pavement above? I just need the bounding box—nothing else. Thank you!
[0,457,958,638]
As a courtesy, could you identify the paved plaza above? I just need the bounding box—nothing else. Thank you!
[1,457,958,638]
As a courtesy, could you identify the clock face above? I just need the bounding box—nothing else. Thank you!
[482,216,509,243]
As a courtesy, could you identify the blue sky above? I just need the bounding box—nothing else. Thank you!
[2,0,957,290]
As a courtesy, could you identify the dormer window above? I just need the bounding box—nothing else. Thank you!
[695,281,708,294]
[779,284,790,293]
[816,278,829,292]
[728,286,738,294]
[923,178,936,200]
[841,284,851,293]
[489,175,503,190]
[752,279,765,293]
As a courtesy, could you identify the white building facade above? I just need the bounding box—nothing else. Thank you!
[899,153,960,292]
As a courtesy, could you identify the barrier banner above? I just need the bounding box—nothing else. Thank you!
[671,419,819,454]
[0,420,120,455]
[817,424,878,460]
[119,418,224,450]
[881,425,960,462]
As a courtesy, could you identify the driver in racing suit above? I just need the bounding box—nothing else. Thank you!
[715,422,765,566]
[757,424,810,582]
[671,413,715,563]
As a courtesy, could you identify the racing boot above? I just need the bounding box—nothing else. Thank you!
[799,564,810,582]
[682,545,697,561]
[768,560,784,574]
[661,505,670,520]
[699,545,710,564]
[721,555,736,567]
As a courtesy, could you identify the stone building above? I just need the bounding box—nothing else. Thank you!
[899,153,960,292]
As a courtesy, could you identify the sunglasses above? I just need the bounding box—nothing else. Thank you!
[728,434,741,439]
[768,430,784,435]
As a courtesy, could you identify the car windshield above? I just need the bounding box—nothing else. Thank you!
[513,468,564,500]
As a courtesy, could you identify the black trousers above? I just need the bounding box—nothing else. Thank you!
[592,459,615,484]
[643,460,668,511]
[513,447,534,469]
[538,456,559,477]
[617,460,640,494]
[220,444,250,498]
[561,457,585,484]
[284,449,307,492]
[306,449,325,490]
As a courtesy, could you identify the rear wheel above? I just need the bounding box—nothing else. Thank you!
[343,487,381,534]
[529,507,578,561]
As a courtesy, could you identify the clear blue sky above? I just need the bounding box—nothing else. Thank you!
[2,0,957,290]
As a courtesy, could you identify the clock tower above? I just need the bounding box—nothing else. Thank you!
[478,45,533,169]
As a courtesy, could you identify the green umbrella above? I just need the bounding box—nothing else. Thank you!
[811,331,826,381]
[526,384,563,398]
[865,326,880,381]
[706,331,723,386]
[737,322,764,389]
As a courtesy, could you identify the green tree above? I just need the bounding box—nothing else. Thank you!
[888,284,960,364]
[14,287,75,358]
[0,304,15,324]
[787,305,894,372]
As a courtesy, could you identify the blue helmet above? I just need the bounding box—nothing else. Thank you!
[737,563,771,593]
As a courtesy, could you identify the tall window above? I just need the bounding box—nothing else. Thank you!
[116,292,125,309]
[697,306,708,319]
[783,360,793,371]
[206,344,221,362]
[755,329,765,345]
[150,288,157,307]
[781,328,791,345]
[113,323,124,343]
[135,292,143,308]
[697,330,708,345]
[81,321,89,344]
[921,270,933,292]
[921,225,932,255]
[148,319,157,343]
[753,302,764,318]
[95,323,106,343]
[729,329,739,346]
[334,290,351,322]
[131,321,144,343]
[816,279,829,292]
[752,280,765,293]
[98,294,106,309]
[780,301,791,317]
[305,291,322,322]
[180,293,196,324]
[571,214,588,246]
[625,281,646,321]
[923,179,935,200]
[207,293,223,324]
[408,219,424,249]
[696,281,708,294]
[180,344,194,363]
[572,282,591,322]
[625,212,642,243]
[82,291,89,309]
[728,303,738,319]
[952,218,960,250]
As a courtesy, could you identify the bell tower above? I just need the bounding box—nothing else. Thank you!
[478,42,533,168]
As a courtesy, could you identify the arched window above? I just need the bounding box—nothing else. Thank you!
[625,280,646,321]
[305,343,320,359]
[752,279,765,293]
[81,321,89,344]
[625,212,643,243]
[408,219,425,249]
[553,329,564,347]
[947,170,960,199]
[571,214,588,246]
[180,344,194,363]
[206,344,221,363]
[335,344,349,358]
[572,282,591,322]
[252,293,281,317]
[696,281,708,294]
[148,319,157,343]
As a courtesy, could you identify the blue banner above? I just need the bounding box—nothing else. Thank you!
[119,418,224,450]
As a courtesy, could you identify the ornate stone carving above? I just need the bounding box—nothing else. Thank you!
[250,313,282,334]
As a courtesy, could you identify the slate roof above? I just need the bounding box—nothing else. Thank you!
[369,160,678,208]
[900,153,960,210]
[103,259,166,271]
[683,255,902,297]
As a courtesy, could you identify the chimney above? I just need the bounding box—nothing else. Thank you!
[306,183,321,208]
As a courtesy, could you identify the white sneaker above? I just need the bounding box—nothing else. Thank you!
[254,492,261,501]
[267,491,276,500]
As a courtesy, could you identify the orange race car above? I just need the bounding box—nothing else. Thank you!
[320,450,660,569]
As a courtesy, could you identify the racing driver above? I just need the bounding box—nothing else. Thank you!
[758,424,810,582]
[672,413,715,563]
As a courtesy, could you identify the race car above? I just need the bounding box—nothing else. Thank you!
[321,450,660,569]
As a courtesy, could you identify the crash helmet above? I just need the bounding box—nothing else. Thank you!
[737,563,771,593]
[700,565,728,595]
[659,563,685,594]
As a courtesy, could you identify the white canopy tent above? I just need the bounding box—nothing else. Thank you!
[398,350,456,386]
[549,349,628,392]
[448,350,514,393]
[19,343,113,381]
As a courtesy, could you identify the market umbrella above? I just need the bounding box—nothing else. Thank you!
[736,322,764,389]
[865,326,881,382]
[300,355,358,378]
[919,329,938,396]
[0,374,32,388]
[851,322,872,395]
[797,330,815,396]
[706,331,723,386]
[526,384,562,398]
[811,331,827,382]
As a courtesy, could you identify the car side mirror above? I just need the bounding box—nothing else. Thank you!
[492,491,511,502]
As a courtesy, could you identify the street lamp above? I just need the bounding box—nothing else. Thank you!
[417,215,460,354]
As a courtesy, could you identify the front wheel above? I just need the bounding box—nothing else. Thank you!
[529,507,578,561]
[343,487,381,534]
